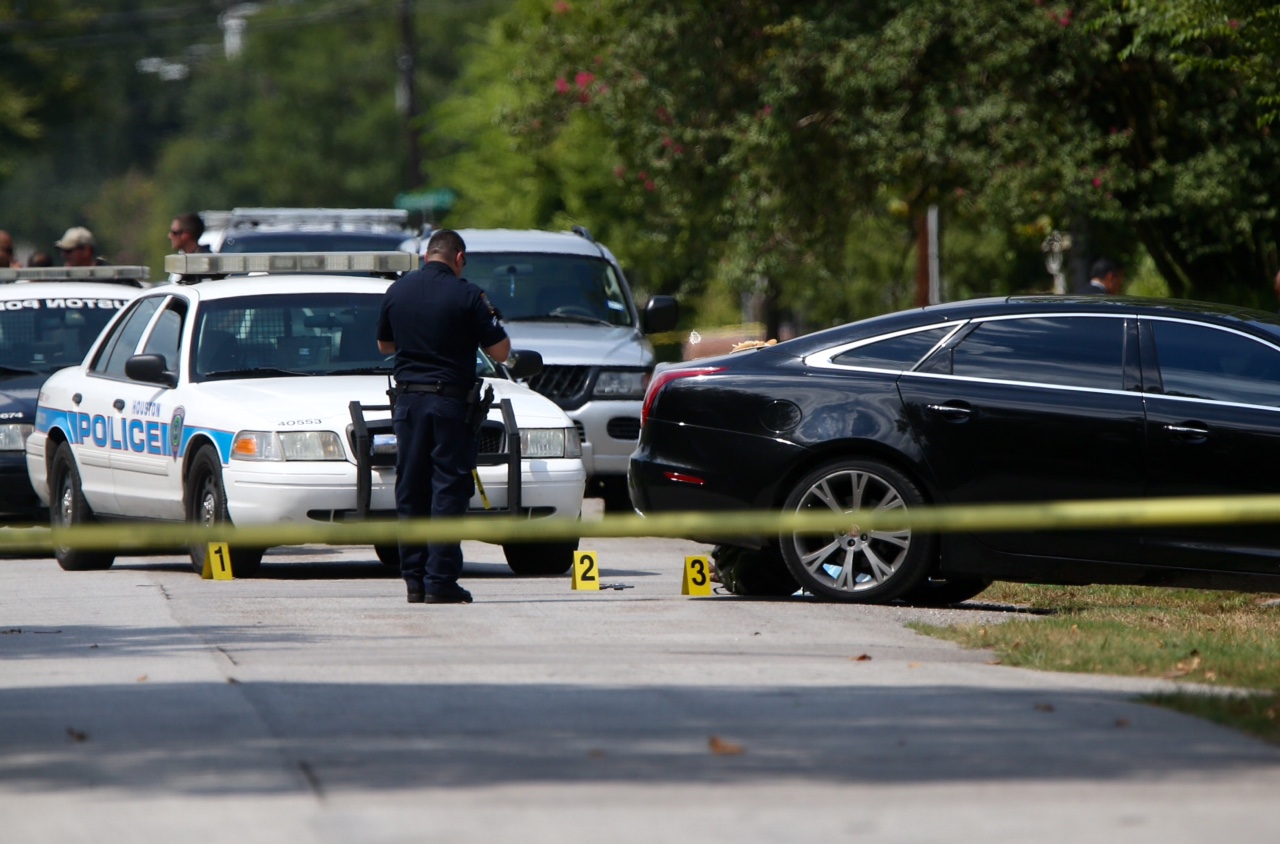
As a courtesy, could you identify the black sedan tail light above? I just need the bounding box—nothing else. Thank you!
[640,366,725,426]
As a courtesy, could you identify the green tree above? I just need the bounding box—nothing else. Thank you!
[493,0,1280,322]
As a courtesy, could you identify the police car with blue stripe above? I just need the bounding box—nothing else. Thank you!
[26,252,585,576]
[0,266,145,522]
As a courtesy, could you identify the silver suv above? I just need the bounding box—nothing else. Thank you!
[457,227,677,511]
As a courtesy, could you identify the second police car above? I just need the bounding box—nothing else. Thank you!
[0,266,145,523]
[25,252,585,576]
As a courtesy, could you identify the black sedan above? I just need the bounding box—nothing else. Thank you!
[630,295,1280,604]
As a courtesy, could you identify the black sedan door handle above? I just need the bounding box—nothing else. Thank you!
[1164,423,1209,442]
[112,399,125,412]
[925,402,972,420]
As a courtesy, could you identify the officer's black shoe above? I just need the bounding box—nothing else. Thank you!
[406,583,426,604]
[423,586,473,604]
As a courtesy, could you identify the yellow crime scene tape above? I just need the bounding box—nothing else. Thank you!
[7,493,1280,554]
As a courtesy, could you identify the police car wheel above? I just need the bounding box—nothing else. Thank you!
[374,544,400,567]
[502,540,578,576]
[50,443,115,571]
[184,446,264,577]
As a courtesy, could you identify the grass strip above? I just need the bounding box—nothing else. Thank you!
[910,583,1280,744]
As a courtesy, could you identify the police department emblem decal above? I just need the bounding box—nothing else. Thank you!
[170,406,185,461]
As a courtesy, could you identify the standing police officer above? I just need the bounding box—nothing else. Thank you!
[377,230,510,604]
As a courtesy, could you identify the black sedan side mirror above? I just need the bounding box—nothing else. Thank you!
[125,354,177,388]
[642,295,679,335]
[505,349,543,380]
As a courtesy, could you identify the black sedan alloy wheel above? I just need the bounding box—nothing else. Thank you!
[779,458,935,603]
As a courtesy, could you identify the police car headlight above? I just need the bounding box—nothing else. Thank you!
[232,430,345,461]
[592,370,648,399]
[520,428,578,459]
[0,423,34,451]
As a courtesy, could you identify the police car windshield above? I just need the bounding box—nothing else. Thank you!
[192,292,507,383]
[467,254,633,327]
[0,295,129,375]
[193,292,388,382]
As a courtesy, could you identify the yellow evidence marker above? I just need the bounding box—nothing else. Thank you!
[682,555,712,596]
[572,550,600,591]
[203,542,234,580]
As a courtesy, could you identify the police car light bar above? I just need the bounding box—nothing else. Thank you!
[165,252,415,277]
[227,208,410,230]
[0,266,150,283]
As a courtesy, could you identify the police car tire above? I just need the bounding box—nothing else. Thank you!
[185,446,264,577]
[51,443,115,572]
[502,540,578,576]
[374,544,400,567]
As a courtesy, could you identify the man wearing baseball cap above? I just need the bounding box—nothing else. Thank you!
[54,226,107,267]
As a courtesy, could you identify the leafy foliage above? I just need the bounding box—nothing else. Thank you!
[477,0,1280,322]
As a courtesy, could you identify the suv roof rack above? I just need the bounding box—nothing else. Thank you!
[227,207,410,232]
[165,251,415,282]
[0,266,150,285]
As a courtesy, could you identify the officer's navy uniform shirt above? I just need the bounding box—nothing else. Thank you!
[377,260,507,387]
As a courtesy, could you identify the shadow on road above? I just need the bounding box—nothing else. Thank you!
[0,679,1276,795]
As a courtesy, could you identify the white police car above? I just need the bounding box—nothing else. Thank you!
[0,266,145,522]
[25,252,585,576]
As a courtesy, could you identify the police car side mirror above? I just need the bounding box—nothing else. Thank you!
[125,354,177,388]
[505,349,543,380]
[642,295,678,335]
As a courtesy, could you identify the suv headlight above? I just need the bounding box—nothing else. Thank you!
[592,370,649,399]
[520,427,582,459]
[0,423,34,451]
[232,430,346,461]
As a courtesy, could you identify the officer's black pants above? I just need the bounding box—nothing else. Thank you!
[392,392,475,591]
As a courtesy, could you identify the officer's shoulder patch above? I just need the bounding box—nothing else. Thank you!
[480,292,503,320]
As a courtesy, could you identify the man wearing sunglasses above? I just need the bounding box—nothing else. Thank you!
[167,212,208,255]
[54,226,108,267]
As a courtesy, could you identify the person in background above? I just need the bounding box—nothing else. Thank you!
[168,212,208,254]
[27,252,53,268]
[0,230,20,268]
[1272,269,1280,314]
[54,227,107,267]
[1087,257,1124,295]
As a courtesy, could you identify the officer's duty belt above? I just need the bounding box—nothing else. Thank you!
[398,382,469,399]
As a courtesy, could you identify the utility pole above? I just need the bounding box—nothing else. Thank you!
[397,0,423,189]
[915,207,940,306]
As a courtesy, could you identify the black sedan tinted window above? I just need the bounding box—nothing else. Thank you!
[942,316,1124,390]
[831,326,951,370]
[1149,320,1280,406]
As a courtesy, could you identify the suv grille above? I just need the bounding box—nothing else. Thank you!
[606,417,641,441]
[528,365,591,405]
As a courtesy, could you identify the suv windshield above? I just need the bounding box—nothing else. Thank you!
[0,297,128,374]
[468,253,633,328]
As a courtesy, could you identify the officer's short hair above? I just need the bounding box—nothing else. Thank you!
[175,212,205,239]
[425,229,466,258]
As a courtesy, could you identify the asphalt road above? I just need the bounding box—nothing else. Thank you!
[3,522,1280,843]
